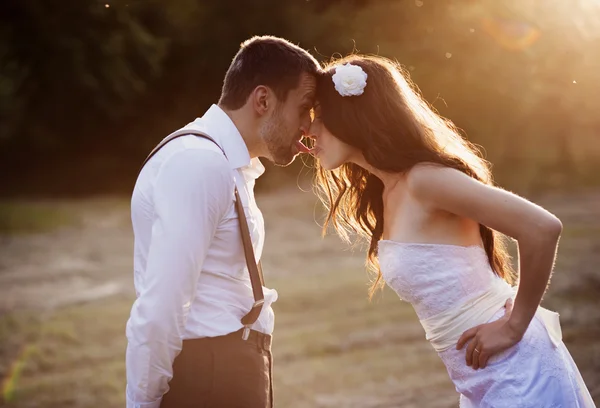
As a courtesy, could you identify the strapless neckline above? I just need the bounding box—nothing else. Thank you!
[377,239,493,320]
[378,239,485,252]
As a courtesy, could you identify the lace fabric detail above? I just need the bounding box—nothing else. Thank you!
[378,242,500,320]
[378,241,595,407]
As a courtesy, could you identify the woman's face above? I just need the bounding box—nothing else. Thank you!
[308,105,360,170]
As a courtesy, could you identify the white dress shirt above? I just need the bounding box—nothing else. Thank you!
[125,105,278,408]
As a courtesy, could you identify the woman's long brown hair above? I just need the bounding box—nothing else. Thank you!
[314,55,515,298]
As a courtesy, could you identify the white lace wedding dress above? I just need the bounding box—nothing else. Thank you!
[378,240,595,408]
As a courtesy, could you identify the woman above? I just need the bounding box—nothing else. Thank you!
[309,55,595,407]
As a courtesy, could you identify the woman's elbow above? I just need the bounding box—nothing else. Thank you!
[515,214,562,248]
[519,214,562,242]
[540,214,563,240]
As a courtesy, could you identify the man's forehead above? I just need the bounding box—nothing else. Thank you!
[282,73,316,105]
[297,72,317,96]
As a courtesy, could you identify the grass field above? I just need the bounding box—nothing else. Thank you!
[0,187,598,407]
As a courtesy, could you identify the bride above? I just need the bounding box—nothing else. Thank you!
[308,55,595,407]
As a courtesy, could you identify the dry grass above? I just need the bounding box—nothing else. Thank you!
[0,201,77,235]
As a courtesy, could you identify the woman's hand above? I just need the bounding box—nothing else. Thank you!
[456,299,523,369]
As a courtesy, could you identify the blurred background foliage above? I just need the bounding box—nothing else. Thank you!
[1,0,599,196]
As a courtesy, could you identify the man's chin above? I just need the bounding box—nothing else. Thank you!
[269,147,300,167]
[272,153,297,167]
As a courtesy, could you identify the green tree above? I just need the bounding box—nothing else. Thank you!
[0,0,166,151]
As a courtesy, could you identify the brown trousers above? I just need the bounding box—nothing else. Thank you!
[160,329,273,408]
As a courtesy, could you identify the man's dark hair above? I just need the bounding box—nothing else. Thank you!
[219,36,321,110]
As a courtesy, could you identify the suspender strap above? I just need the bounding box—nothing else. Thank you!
[140,130,266,331]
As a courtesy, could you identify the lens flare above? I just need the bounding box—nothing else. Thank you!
[481,16,541,51]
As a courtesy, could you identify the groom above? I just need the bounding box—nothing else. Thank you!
[125,36,320,408]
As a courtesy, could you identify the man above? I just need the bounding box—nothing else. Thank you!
[126,36,320,408]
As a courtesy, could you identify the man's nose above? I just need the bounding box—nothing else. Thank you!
[304,124,317,140]
[300,124,309,136]
[301,113,315,134]
[300,120,315,137]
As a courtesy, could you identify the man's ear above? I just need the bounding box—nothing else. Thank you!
[251,85,271,116]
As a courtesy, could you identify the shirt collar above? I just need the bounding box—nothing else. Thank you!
[182,104,265,179]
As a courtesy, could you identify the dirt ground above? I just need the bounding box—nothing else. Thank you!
[0,187,598,407]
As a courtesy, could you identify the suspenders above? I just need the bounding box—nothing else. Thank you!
[140,130,265,339]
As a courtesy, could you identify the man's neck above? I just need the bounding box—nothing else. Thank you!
[219,105,261,159]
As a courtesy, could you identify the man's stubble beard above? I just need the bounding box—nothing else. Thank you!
[260,110,297,167]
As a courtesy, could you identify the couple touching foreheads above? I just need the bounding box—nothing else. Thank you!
[125,36,594,408]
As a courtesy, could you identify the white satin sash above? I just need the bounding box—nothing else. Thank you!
[420,279,563,352]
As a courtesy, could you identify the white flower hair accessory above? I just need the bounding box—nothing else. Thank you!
[332,63,368,97]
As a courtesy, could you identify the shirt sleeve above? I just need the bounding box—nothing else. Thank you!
[125,148,233,407]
